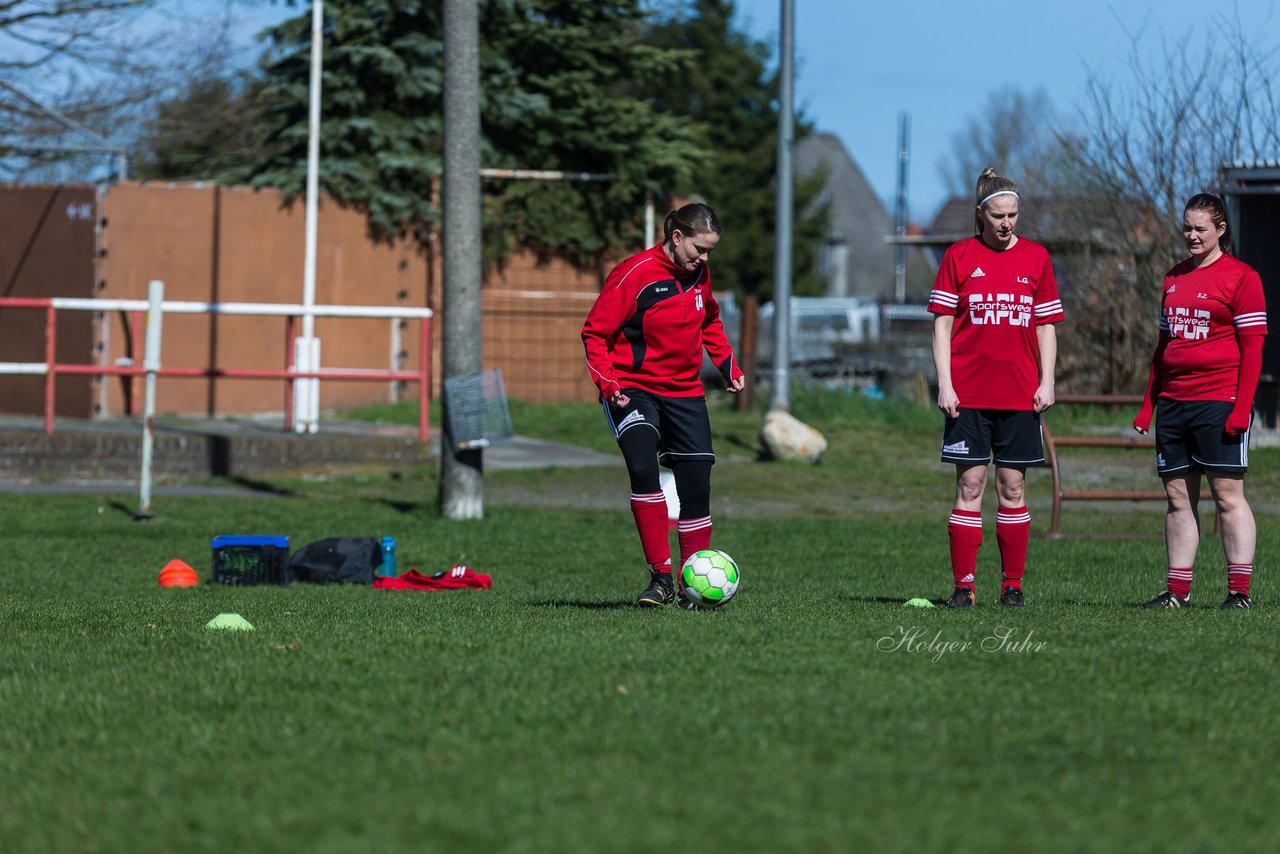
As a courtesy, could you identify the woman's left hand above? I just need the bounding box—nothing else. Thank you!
[727,376,746,394]
[1225,408,1251,436]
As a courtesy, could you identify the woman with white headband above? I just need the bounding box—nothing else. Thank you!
[928,166,1065,608]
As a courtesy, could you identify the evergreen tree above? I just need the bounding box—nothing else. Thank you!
[644,0,828,299]
[252,0,705,269]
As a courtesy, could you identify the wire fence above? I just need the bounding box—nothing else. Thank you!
[482,289,598,403]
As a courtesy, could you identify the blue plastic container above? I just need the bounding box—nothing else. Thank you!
[211,535,290,586]
[380,536,397,577]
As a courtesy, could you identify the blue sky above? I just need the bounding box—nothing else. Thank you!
[196,0,1280,221]
[731,0,1280,220]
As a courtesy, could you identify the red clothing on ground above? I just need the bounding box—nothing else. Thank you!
[928,236,1065,410]
[582,244,741,399]
[373,566,492,590]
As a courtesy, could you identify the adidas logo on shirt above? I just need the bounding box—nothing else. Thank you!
[942,440,969,454]
[971,267,986,278]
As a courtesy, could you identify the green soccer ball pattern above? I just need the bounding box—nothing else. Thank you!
[679,549,740,607]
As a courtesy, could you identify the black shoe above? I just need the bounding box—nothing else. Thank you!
[1143,590,1189,609]
[946,587,975,609]
[999,586,1025,608]
[636,572,676,607]
[1220,592,1252,609]
[676,592,698,610]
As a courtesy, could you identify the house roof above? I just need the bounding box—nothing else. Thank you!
[923,193,1157,253]
[796,132,934,300]
[928,195,1088,243]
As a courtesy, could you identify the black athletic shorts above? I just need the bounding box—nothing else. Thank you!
[1155,398,1249,476]
[940,408,1045,467]
[603,389,715,467]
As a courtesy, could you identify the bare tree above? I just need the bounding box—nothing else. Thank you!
[1,0,157,180]
[938,87,1061,198]
[0,1,260,183]
[0,1,153,72]
[1052,12,1280,392]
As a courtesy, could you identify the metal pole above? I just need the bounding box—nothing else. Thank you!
[769,0,795,412]
[440,0,484,519]
[418,316,432,444]
[644,191,655,247]
[296,0,325,433]
[894,112,910,303]
[43,305,57,434]
[0,80,112,147]
[136,280,164,521]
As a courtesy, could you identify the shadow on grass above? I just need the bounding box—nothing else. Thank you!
[717,433,770,461]
[845,595,933,606]
[374,498,424,515]
[527,598,635,610]
[229,476,296,497]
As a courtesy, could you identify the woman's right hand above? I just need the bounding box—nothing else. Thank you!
[937,386,960,418]
[610,390,630,408]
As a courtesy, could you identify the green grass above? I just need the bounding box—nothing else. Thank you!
[3,389,1278,852]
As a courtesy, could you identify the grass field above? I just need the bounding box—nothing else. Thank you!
[3,388,1278,852]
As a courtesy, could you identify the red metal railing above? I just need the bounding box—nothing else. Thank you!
[0,296,434,441]
[1043,394,1216,538]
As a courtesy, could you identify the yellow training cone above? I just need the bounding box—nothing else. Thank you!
[205,613,255,631]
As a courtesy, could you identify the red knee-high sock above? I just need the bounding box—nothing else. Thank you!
[1227,563,1253,596]
[677,516,712,571]
[1167,567,1193,599]
[996,505,1031,590]
[948,509,982,590]
[631,492,672,574]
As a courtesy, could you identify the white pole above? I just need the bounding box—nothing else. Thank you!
[137,280,164,520]
[389,317,402,402]
[644,191,655,247]
[297,0,325,433]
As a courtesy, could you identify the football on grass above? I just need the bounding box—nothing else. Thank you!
[679,549,740,608]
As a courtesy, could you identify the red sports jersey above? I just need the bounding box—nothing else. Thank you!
[582,244,741,398]
[372,566,493,590]
[928,236,1064,410]
[1156,253,1267,401]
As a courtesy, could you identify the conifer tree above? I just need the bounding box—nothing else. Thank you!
[645,0,828,299]
[252,0,704,269]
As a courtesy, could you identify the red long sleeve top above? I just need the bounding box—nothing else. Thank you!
[582,244,741,399]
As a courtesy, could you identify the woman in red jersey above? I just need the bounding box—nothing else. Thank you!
[929,167,1065,609]
[1133,193,1267,609]
[582,203,745,607]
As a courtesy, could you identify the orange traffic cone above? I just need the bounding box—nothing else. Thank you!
[158,559,200,588]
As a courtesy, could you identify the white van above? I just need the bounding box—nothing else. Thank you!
[755,298,882,368]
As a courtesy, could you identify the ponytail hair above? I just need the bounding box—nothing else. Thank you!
[663,202,722,245]
[1184,192,1232,254]
[973,166,1021,235]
